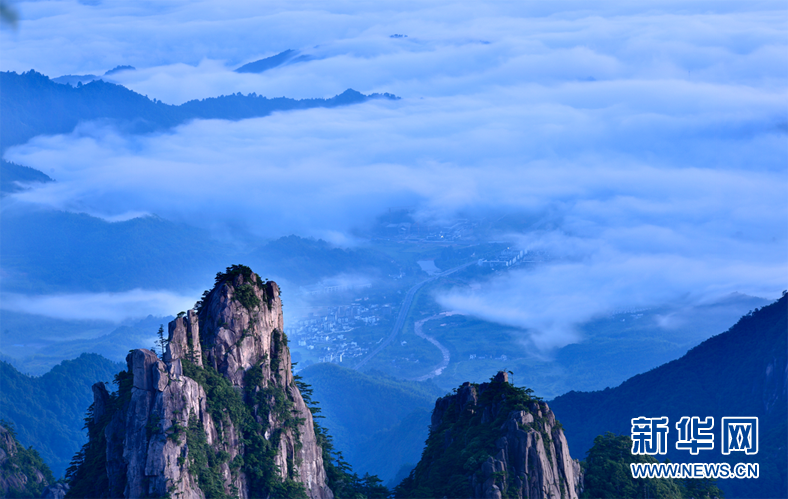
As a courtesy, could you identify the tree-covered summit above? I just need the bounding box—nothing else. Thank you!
[396,372,582,499]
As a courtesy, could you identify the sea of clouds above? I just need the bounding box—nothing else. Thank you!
[1,0,786,347]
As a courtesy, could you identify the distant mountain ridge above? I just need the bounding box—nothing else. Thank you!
[50,65,136,87]
[0,206,230,294]
[0,159,52,194]
[299,363,441,485]
[0,70,399,152]
[235,49,303,73]
[550,293,787,498]
[1,209,406,295]
[254,235,402,286]
[0,68,404,301]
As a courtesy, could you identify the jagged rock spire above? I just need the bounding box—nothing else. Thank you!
[165,267,287,387]
[74,266,333,499]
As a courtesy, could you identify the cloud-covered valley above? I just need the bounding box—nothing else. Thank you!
[1,0,786,347]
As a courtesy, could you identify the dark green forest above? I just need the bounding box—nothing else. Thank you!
[0,354,123,478]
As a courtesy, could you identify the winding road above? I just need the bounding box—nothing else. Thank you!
[353,262,473,370]
[408,312,458,381]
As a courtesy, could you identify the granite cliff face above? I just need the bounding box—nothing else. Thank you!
[396,372,582,499]
[66,266,333,499]
[0,424,56,498]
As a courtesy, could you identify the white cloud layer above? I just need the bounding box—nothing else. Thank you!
[437,231,784,350]
[0,290,196,322]
[1,0,786,342]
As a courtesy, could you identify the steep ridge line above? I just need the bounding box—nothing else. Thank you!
[549,293,787,499]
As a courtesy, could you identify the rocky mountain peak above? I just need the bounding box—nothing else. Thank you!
[397,371,582,499]
[66,266,333,499]
[166,265,289,388]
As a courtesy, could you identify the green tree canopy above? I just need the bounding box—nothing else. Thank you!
[582,432,723,499]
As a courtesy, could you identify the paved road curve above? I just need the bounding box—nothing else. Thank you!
[408,311,458,381]
[353,262,474,371]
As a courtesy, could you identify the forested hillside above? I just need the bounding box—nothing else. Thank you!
[551,294,787,498]
[581,432,723,499]
[0,354,123,478]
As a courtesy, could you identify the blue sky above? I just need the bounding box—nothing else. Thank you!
[2,0,786,348]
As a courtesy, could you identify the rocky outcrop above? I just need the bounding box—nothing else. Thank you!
[471,406,581,499]
[0,424,55,498]
[66,266,333,499]
[397,372,582,499]
[42,482,70,499]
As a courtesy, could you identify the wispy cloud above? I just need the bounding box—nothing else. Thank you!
[0,289,196,322]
